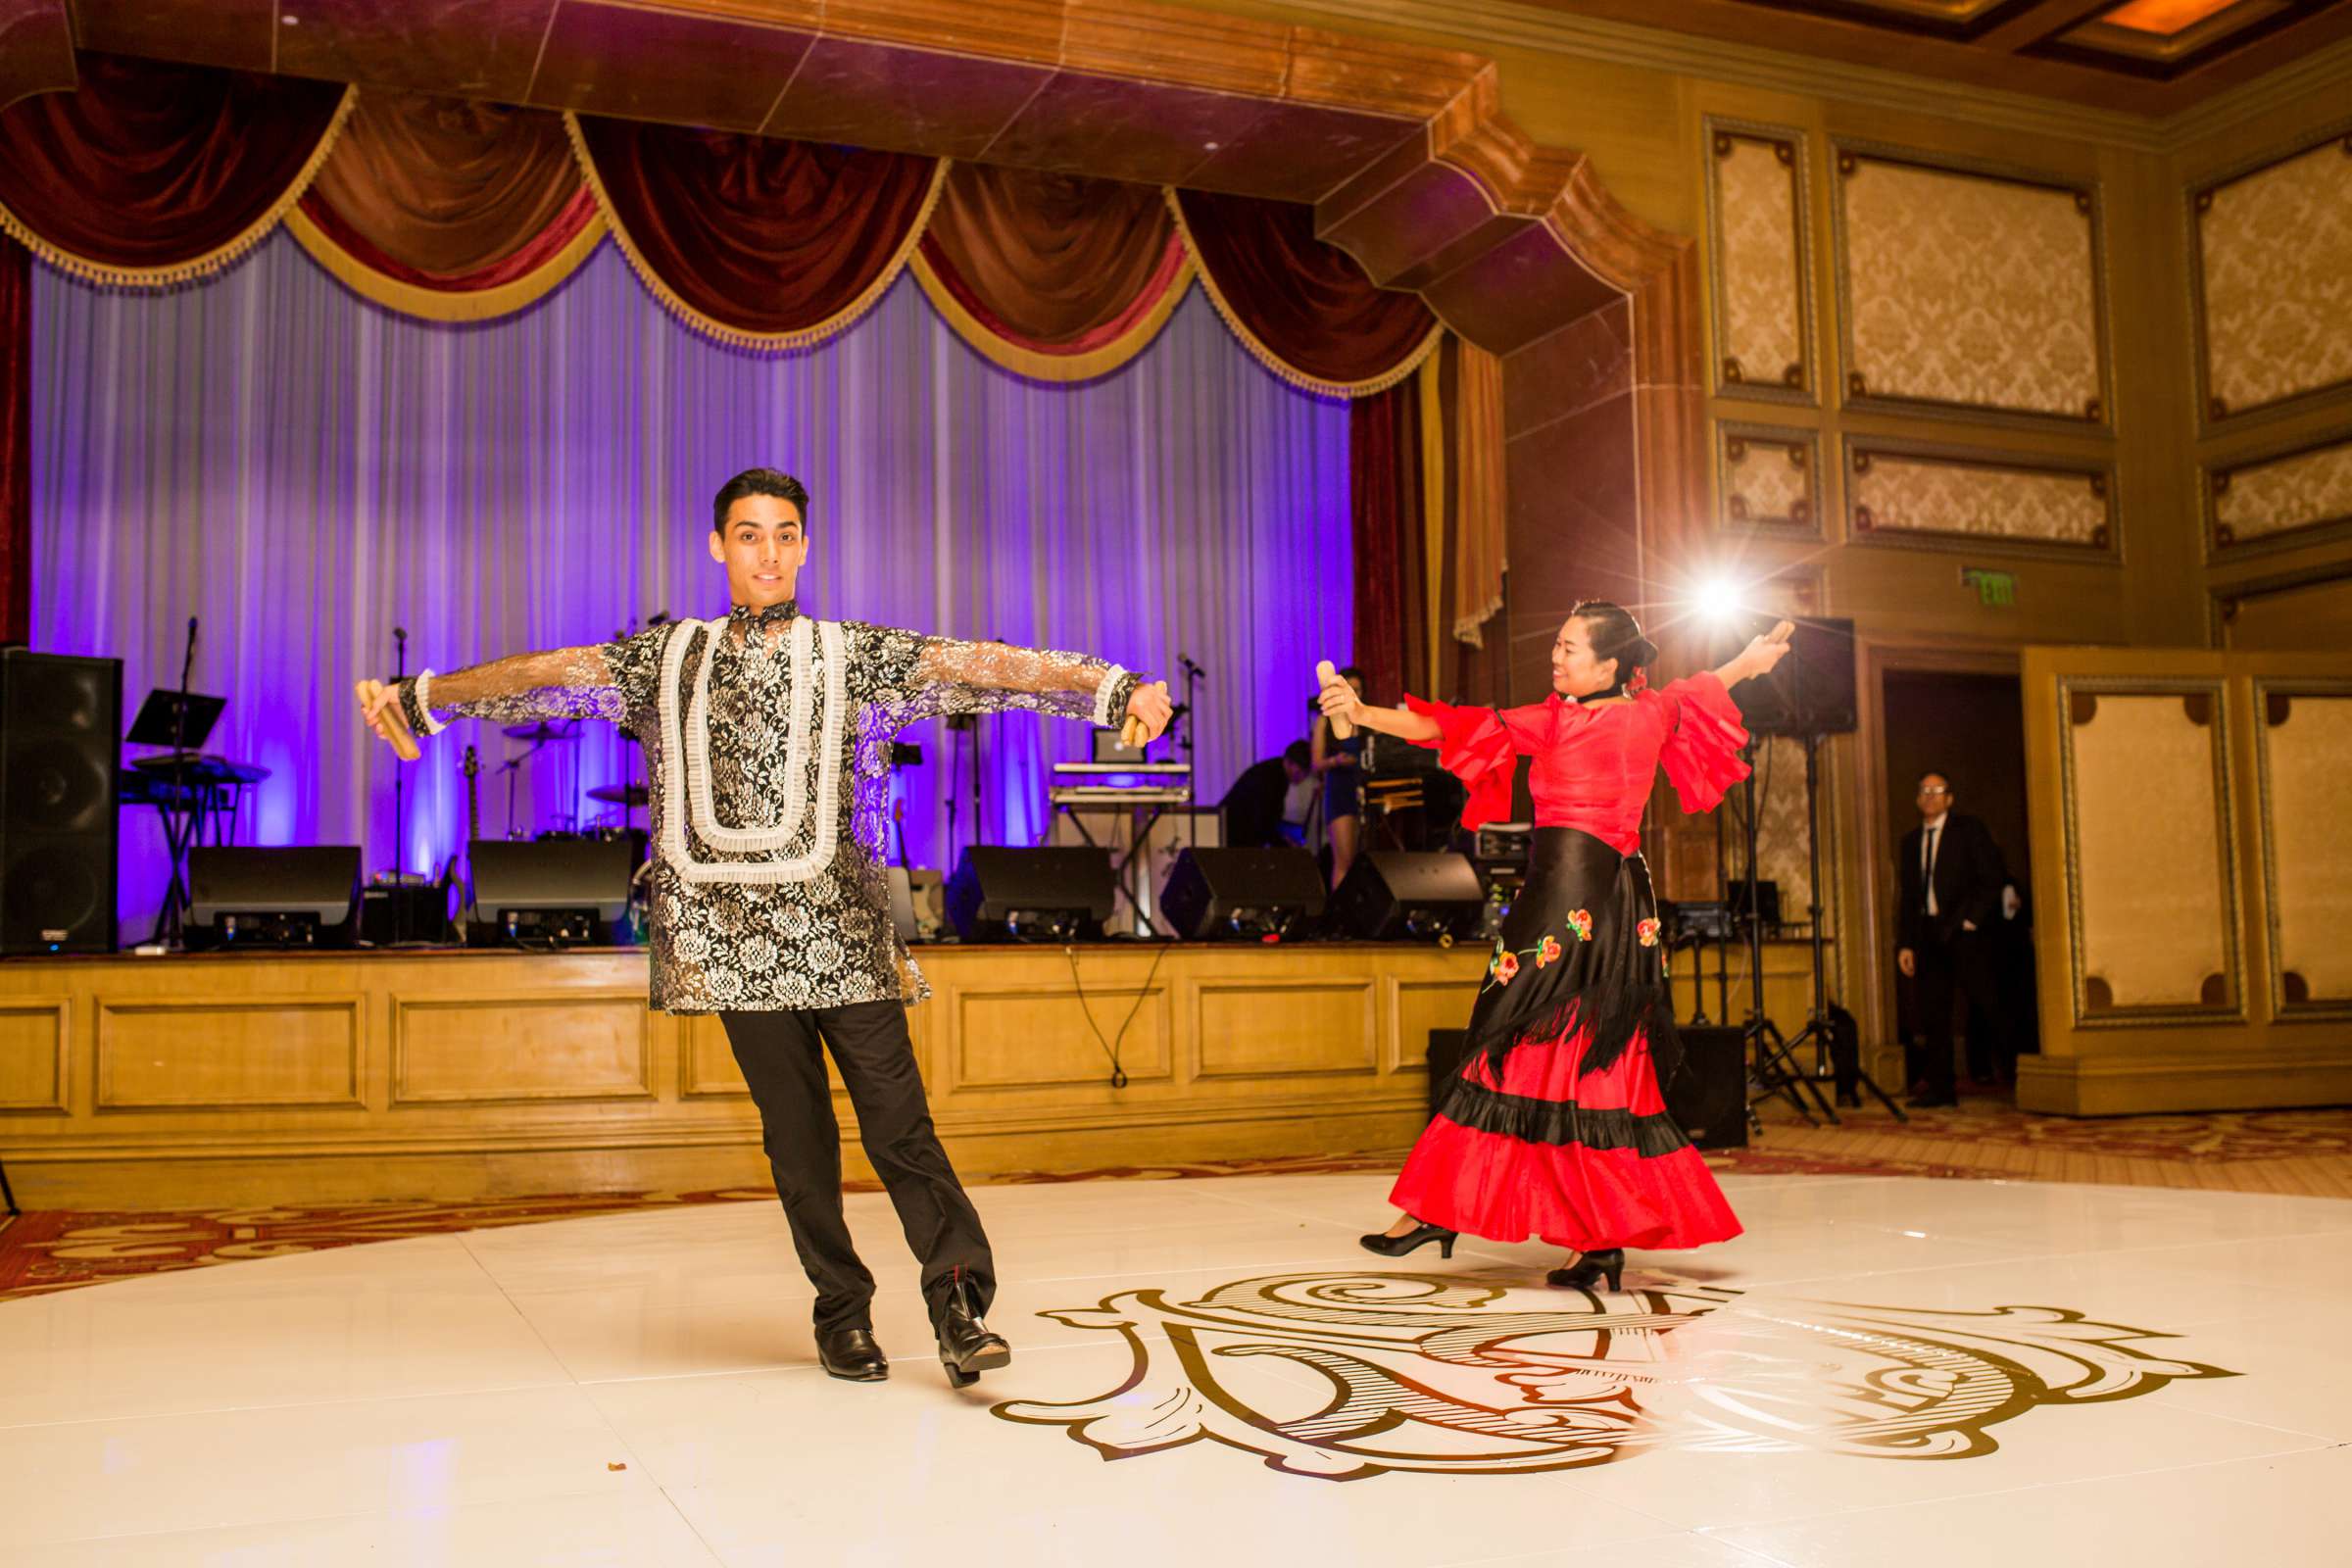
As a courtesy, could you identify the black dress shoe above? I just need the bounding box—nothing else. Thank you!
[816,1326,889,1383]
[936,1276,1011,1389]
[1545,1248,1625,1292]
[1358,1220,1457,1258]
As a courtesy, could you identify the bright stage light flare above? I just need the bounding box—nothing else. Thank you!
[1694,576,1746,624]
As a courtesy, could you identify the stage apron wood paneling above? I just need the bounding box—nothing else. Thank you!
[0,944,1489,1206]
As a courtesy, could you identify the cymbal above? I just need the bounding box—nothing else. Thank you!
[502,720,580,741]
[587,783,650,806]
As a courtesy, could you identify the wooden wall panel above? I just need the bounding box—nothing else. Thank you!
[393,995,654,1104]
[1194,981,1378,1080]
[95,1000,362,1109]
[0,1000,68,1111]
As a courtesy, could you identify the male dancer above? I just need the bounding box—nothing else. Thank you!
[357,467,1171,1388]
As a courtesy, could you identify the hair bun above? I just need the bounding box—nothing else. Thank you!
[1629,636,1660,667]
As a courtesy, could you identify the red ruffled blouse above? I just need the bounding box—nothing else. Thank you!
[1401,673,1750,854]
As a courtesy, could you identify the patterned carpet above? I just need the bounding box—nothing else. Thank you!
[6,1105,2347,1303]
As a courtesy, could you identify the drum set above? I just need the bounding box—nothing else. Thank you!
[487,717,649,865]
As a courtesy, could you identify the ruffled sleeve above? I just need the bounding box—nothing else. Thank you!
[1400,695,1521,829]
[1653,671,1751,813]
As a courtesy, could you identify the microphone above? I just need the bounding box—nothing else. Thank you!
[187,614,199,641]
[393,625,408,643]
[648,612,670,627]
[1179,653,1206,676]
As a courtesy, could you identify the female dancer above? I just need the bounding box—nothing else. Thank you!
[1322,604,1790,1291]
[1311,664,1369,891]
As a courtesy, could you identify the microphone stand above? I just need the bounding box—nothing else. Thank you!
[161,616,200,949]
[1179,655,1205,849]
[390,626,409,944]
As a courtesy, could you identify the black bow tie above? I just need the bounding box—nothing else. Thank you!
[728,600,799,629]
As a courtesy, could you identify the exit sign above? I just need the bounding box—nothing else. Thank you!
[1961,567,2017,608]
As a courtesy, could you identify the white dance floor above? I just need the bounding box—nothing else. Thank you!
[5,1170,2348,1565]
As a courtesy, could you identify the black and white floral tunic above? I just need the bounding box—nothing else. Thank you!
[412,602,1141,1012]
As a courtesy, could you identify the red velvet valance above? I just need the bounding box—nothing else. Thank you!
[0,53,348,284]
[1173,188,1440,398]
[290,92,601,319]
[568,116,941,350]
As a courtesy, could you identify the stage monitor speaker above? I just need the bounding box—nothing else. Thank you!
[187,845,360,950]
[1713,615,1856,736]
[1330,851,1485,942]
[1,649,122,955]
[946,846,1115,942]
[1159,847,1325,941]
[466,838,632,948]
[1665,1025,1748,1150]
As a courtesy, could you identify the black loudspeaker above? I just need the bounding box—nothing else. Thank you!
[187,845,361,950]
[1329,851,1485,941]
[1426,1027,1469,1121]
[1716,616,1856,737]
[1159,847,1326,941]
[1665,1025,1748,1150]
[1729,877,1782,928]
[2,650,122,955]
[466,838,632,948]
[945,846,1115,942]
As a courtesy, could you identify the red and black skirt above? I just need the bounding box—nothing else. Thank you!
[1390,827,1741,1252]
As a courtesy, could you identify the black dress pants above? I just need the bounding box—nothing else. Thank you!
[719,1002,995,1335]
[1911,930,2012,1097]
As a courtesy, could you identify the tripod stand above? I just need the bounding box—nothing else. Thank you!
[1733,740,1833,1128]
[1740,731,1907,1127]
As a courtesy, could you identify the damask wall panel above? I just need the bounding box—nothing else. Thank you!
[2255,686,2352,1014]
[1848,442,2112,554]
[2193,131,2352,421]
[1834,149,2104,424]
[1705,122,1811,402]
[1718,424,1818,537]
[2058,685,2239,1021]
[2210,433,2352,553]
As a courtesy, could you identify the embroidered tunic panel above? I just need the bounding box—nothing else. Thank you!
[424,609,1129,1012]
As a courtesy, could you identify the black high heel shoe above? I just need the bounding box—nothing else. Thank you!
[1358,1221,1457,1258]
[1545,1248,1626,1292]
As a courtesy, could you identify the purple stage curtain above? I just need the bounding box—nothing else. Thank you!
[28,233,1351,941]
[0,236,25,644]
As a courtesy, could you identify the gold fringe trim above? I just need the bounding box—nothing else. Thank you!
[0,86,358,288]
[283,202,608,322]
[1453,593,1503,647]
[1418,345,1447,685]
[1162,186,1441,401]
[906,243,1195,385]
[566,113,946,353]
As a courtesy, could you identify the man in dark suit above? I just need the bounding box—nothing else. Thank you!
[1896,770,2014,1106]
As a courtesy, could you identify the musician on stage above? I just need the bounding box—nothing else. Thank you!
[355,467,1171,1389]
[1325,604,1788,1292]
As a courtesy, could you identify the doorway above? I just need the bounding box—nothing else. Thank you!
[1880,669,2035,1098]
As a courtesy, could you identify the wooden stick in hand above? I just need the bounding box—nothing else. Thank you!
[354,678,421,761]
[1316,660,1354,740]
